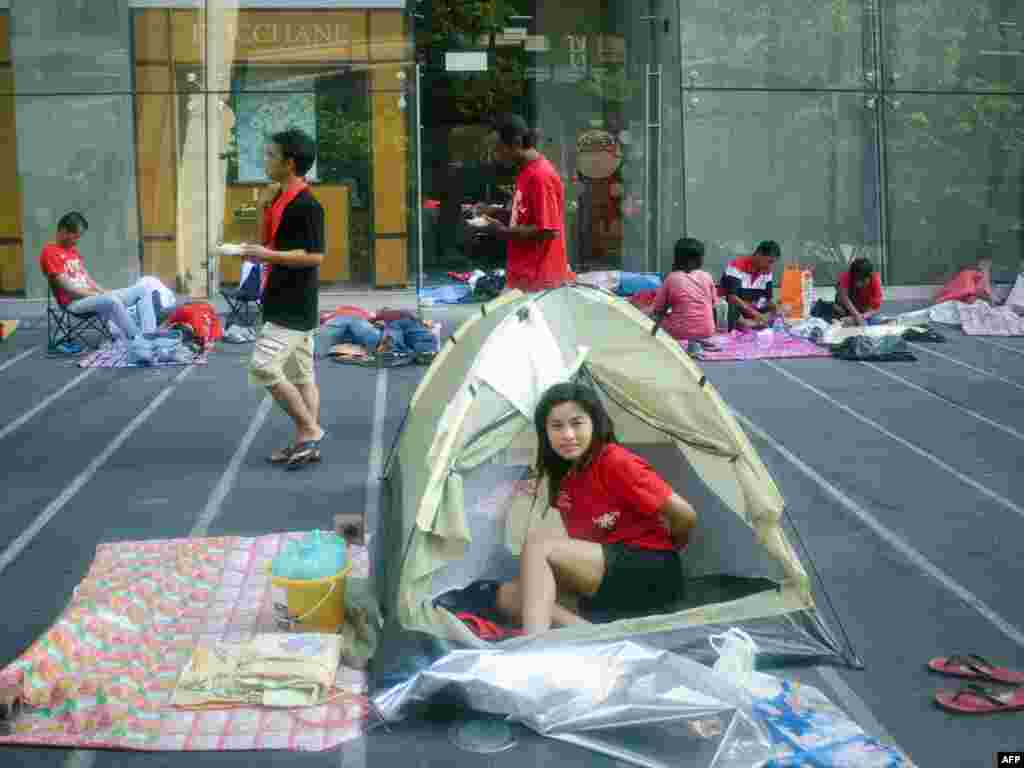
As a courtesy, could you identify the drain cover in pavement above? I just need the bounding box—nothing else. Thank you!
[448,719,518,754]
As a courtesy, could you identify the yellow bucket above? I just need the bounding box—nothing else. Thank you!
[270,563,352,633]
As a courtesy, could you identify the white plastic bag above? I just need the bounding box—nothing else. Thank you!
[710,628,758,691]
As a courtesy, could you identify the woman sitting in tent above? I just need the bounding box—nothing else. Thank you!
[495,383,698,634]
[648,237,717,342]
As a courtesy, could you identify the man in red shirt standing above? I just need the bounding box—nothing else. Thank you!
[478,114,571,293]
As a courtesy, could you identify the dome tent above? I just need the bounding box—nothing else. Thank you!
[370,284,859,691]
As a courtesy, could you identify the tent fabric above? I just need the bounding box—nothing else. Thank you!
[373,285,856,685]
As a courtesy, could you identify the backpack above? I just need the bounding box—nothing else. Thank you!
[164,302,224,349]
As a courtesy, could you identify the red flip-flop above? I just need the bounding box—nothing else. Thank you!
[456,612,525,642]
[935,684,1024,714]
[928,654,1024,685]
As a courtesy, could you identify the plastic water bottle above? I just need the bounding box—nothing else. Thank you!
[714,298,729,333]
[772,316,786,335]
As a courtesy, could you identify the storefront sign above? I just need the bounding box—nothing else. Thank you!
[193,22,351,47]
[445,51,488,72]
[576,129,622,180]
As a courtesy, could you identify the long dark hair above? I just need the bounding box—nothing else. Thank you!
[534,382,618,508]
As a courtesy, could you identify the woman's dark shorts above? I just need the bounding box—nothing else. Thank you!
[581,543,684,623]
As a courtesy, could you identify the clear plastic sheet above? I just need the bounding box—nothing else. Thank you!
[374,640,775,768]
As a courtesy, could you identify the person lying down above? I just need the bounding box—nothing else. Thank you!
[494,382,698,635]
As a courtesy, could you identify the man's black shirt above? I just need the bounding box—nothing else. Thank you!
[262,189,324,331]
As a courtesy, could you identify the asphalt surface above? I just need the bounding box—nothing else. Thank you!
[0,299,1022,767]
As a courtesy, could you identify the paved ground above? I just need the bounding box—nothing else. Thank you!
[0,295,1022,767]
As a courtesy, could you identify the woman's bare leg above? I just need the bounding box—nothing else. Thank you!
[496,580,590,628]
[517,530,605,634]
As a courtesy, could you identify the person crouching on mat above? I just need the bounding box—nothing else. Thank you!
[495,382,697,635]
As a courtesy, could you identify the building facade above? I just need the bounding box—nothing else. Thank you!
[0,1,1021,298]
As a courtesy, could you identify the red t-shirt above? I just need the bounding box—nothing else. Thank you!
[39,244,94,306]
[837,270,883,312]
[164,303,223,348]
[320,305,374,325]
[556,444,675,551]
[507,155,570,292]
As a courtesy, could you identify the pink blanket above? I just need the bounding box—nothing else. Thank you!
[697,330,832,362]
[959,304,1024,336]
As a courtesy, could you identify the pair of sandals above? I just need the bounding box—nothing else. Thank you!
[930,654,1024,714]
[267,432,326,470]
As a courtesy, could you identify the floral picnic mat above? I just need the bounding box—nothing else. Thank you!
[697,331,832,362]
[77,343,210,368]
[0,533,370,751]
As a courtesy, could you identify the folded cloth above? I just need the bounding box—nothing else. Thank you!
[223,326,257,344]
[172,634,344,710]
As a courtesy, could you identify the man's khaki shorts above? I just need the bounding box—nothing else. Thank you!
[248,321,316,388]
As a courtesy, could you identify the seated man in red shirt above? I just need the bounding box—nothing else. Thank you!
[39,211,162,340]
[811,257,883,326]
[476,114,571,293]
[720,241,780,330]
[495,383,697,634]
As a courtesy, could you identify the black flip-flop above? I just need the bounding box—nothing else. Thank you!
[267,444,297,464]
[285,433,327,470]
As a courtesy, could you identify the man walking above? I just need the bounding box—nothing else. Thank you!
[240,128,326,469]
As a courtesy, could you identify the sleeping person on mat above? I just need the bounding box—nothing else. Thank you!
[319,306,439,362]
[933,256,996,306]
[494,382,697,635]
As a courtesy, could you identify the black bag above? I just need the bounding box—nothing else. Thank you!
[902,327,946,343]
[832,335,916,362]
[472,273,506,300]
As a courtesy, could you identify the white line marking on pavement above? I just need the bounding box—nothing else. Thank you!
[0,346,39,373]
[339,367,389,768]
[731,407,1024,648]
[862,361,1024,444]
[65,393,272,768]
[764,361,1024,522]
[0,368,97,442]
[971,336,1024,358]
[908,342,1024,393]
[190,395,273,537]
[0,365,197,577]
[364,368,389,531]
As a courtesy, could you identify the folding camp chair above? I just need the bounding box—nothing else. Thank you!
[46,285,113,352]
[220,261,262,327]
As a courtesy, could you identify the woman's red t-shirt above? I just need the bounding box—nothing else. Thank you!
[556,443,675,551]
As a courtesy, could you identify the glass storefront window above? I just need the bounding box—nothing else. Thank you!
[0,1,1020,298]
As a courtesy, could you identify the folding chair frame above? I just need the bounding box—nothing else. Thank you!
[220,262,262,327]
[46,287,113,351]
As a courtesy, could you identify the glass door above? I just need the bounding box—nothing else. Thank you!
[678,0,884,285]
